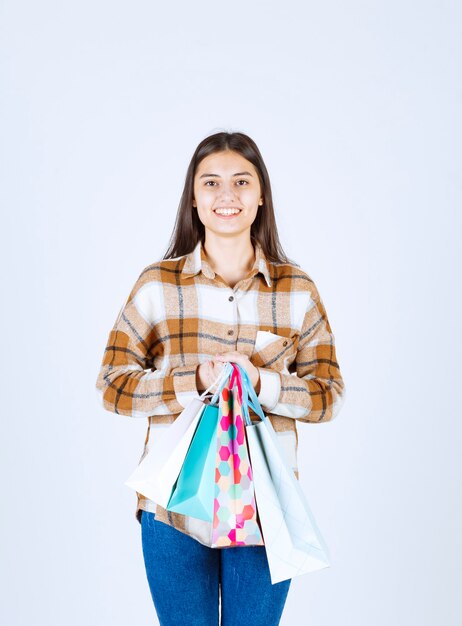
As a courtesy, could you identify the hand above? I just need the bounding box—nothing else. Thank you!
[214,351,261,393]
[196,360,227,393]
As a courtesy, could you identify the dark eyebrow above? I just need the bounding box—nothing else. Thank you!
[198,171,254,179]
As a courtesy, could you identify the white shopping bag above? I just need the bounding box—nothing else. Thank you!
[124,362,233,507]
[234,363,331,585]
[246,419,331,584]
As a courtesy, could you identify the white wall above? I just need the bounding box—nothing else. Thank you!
[1,1,460,624]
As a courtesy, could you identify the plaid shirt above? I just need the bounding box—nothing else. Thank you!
[95,239,346,547]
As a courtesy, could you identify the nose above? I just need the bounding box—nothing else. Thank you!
[218,181,238,202]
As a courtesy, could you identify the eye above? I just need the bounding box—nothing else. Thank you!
[236,180,249,186]
[204,181,217,186]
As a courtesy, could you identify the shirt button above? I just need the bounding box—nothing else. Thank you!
[283,340,288,346]
[228,295,234,302]
[227,329,234,336]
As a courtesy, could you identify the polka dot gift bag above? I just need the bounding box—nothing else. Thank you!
[211,363,264,548]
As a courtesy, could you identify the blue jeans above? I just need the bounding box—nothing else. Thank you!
[140,510,292,625]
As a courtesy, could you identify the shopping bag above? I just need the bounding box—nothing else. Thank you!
[211,364,264,547]
[166,361,237,520]
[124,362,233,507]
[237,363,331,584]
[166,402,219,520]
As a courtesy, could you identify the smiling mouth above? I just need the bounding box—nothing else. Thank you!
[213,209,242,216]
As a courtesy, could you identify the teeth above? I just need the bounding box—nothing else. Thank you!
[214,208,241,215]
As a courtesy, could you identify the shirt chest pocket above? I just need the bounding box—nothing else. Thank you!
[250,330,298,373]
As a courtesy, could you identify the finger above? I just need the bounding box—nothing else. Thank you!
[205,361,215,386]
[208,361,225,390]
[211,362,226,383]
[210,358,224,372]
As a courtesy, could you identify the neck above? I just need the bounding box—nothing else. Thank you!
[203,233,255,274]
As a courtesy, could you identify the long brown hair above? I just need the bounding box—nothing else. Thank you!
[162,131,299,266]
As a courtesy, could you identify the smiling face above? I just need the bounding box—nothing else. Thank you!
[192,150,263,239]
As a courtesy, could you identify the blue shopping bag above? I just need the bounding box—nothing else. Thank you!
[166,363,234,521]
[167,403,219,520]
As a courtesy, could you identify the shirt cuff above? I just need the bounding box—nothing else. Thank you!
[172,365,201,409]
[256,367,281,411]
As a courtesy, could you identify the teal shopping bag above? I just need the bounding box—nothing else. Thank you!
[167,402,220,521]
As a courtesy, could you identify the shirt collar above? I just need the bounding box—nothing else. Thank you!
[181,239,272,287]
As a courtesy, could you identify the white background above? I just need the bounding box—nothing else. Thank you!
[1,1,461,625]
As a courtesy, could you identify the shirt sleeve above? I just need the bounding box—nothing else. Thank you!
[95,273,201,418]
[255,286,346,422]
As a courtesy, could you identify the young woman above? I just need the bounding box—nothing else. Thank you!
[96,131,346,625]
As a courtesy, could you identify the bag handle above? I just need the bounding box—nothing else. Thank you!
[230,363,267,426]
[229,364,243,403]
[201,361,234,402]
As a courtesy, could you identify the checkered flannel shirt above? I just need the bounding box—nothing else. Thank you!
[95,239,346,546]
